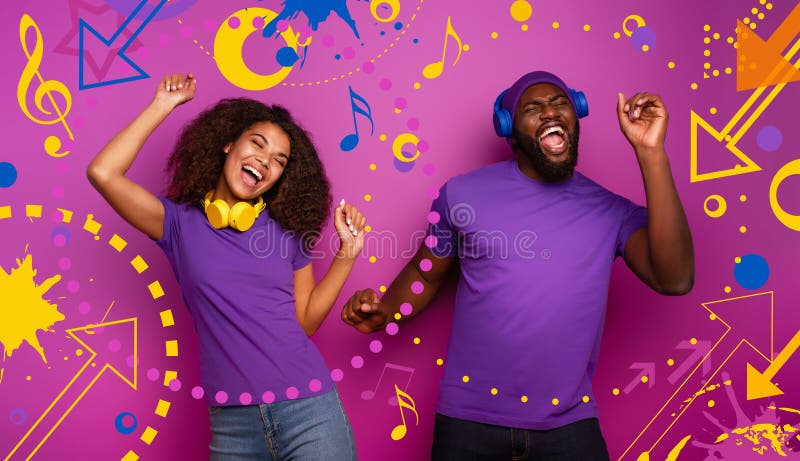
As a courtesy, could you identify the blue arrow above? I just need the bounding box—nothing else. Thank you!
[78,0,166,90]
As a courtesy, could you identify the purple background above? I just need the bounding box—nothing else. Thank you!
[2,0,800,459]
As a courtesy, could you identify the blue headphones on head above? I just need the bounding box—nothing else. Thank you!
[492,87,589,138]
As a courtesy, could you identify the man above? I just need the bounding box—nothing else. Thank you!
[341,71,694,460]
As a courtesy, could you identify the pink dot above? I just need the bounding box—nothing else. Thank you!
[136,46,149,60]
[53,235,66,247]
[108,339,121,352]
[191,386,205,399]
[428,188,440,200]
[428,211,440,224]
[351,355,364,369]
[385,322,399,335]
[369,340,383,353]
[309,379,322,392]
[56,162,69,175]
[298,25,312,37]
[400,302,413,316]
[425,235,438,249]
[67,280,80,293]
[78,301,91,314]
[424,164,436,176]
[322,34,335,47]
[52,187,64,198]
[262,391,276,403]
[420,258,432,272]
[203,20,216,32]
[126,355,135,368]
[215,390,228,404]
[395,97,407,109]
[252,16,265,29]
[363,61,375,73]
[411,281,424,294]
[159,34,170,47]
[239,392,253,405]
[147,368,160,381]
[181,25,193,38]
[50,210,62,222]
[330,369,344,382]
[227,17,240,29]
[407,118,420,131]
[379,78,392,91]
[418,140,430,152]
[58,257,71,270]
[275,19,289,32]
[343,47,355,59]
[285,387,299,399]
[169,378,182,392]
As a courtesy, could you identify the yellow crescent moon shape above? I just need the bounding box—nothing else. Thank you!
[622,14,646,38]
[393,133,421,163]
[214,8,299,91]
[770,159,800,231]
[703,194,727,218]
[371,0,400,23]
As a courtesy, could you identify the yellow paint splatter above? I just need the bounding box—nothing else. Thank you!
[0,254,64,379]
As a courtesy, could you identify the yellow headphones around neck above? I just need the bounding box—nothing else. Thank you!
[202,191,266,232]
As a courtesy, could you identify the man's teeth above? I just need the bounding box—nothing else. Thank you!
[538,126,565,141]
[243,165,263,181]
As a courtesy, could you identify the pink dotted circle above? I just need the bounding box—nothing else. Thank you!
[369,340,383,353]
[252,16,265,30]
[407,118,420,131]
[126,355,135,368]
[215,390,228,404]
[227,17,240,29]
[379,78,392,91]
[427,211,440,224]
[394,97,407,109]
[286,387,299,399]
[146,368,160,381]
[330,369,344,382]
[309,379,322,392]
[418,140,430,152]
[239,392,253,405]
[169,378,182,392]
[262,391,276,404]
[363,61,375,74]
[108,339,121,352]
[191,386,205,399]
[351,355,364,369]
[425,235,438,249]
[342,47,355,59]
[58,257,72,270]
[78,301,91,314]
[420,258,433,272]
[385,322,399,335]
[53,235,66,247]
[411,281,424,295]
[400,302,413,316]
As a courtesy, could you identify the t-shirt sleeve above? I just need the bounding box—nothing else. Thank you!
[426,183,458,258]
[292,237,312,270]
[615,199,648,258]
[155,195,180,253]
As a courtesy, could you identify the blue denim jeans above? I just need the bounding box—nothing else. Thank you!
[431,413,610,461]
[208,388,356,460]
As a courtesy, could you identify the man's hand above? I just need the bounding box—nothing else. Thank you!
[341,288,387,333]
[617,92,668,153]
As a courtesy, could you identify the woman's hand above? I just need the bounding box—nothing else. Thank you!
[153,73,196,110]
[334,199,366,259]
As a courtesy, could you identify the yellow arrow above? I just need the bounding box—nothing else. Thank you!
[690,36,800,182]
[4,318,137,461]
[746,328,800,400]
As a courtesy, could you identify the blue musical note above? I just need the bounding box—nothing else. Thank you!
[340,86,374,152]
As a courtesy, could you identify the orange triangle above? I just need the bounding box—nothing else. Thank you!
[736,20,800,91]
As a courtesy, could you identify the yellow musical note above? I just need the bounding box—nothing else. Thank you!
[423,16,464,79]
[390,384,419,441]
[17,14,74,158]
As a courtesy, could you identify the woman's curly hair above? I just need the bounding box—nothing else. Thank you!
[165,98,331,249]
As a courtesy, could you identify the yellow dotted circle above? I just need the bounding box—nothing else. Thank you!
[667,358,675,366]
[369,163,377,171]
[462,375,470,383]
[364,225,372,232]
[552,21,560,29]
[668,61,675,69]
[436,358,443,366]
[509,0,533,22]
[612,388,620,396]
[583,24,591,31]
[740,226,747,233]
[613,31,621,39]
[379,285,387,292]
[641,375,649,383]
[521,24,528,31]
[413,82,421,90]
[413,337,421,345]
[552,398,559,405]
[708,399,715,408]
[735,256,742,264]
[582,395,590,403]
[364,194,372,202]
[490,387,499,395]
[369,256,377,263]
[724,286,732,293]
[521,395,529,403]
[690,337,698,345]
[491,31,498,39]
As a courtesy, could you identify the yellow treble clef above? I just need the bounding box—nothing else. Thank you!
[18,14,74,157]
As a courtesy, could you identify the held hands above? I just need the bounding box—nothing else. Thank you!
[616,92,668,153]
[335,199,366,259]
[341,288,386,333]
[154,73,196,109]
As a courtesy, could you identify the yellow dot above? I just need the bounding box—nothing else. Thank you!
[491,387,498,395]
[667,358,675,366]
[552,398,559,405]
[509,0,533,22]
[379,134,387,141]
[750,22,756,30]
[369,163,377,171]
[612,388,620,396]
[462,375,470,383]
[379,285,387,292]
[641,375,649,383]
[740,195,747,202]
[724,286,732,293]
[727,36,734,44]
[552,21,560,29]
[704,62,711,69]
[64,356,69,361]
[364,194,372,202]
[744,17,751,24]
[735,256,742,264]
[710,107,717,114]
[734,42,739,49]
[703,24,711,32]
[462,44,470,51]
[491,31,498,39]
[725,135,732,141]
[703,49,711,56]
[364,225,372,232]
[369,256,377,263]
[713,32,720,40]
[766,3,773,10]
[26,375,32,381]
[75,349,83,356]
[394,108,402,114]
[739,225,747,233]
[413,337,421,344]
[413,82,421,90]
[751,7,758,14]
[709,313,717,320]
[436,358,444,366]
[642,44,649,52]
[758,13,765,20]
[708,399,716,408]
[725,67,733,74]
[712,69,720,77]
[521,24,528,31]
[690,337,698,345]
[582,395,590,403]
[521,395,529,403]
[613,31,621,39]
[691,83,698,90]
[704,37,711,44]
[583,24,591,31]
[760,0,766,4]
[668,61,675,69]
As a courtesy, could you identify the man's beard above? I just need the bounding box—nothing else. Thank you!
[512,122,580,181]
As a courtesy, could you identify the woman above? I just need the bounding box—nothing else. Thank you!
[88,73,363,460]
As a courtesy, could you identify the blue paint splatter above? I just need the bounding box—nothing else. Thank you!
[276,47,299,66]
[734,254,770,290]
[262,0,361,39]
[0,162,17,188]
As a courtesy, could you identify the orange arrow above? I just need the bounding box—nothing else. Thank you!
[4,318,137,461]
[736,2,800,91]
[746,328,800,400]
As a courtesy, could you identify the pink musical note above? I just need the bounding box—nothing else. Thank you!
[361,362,415,406]
[339,85,374,151]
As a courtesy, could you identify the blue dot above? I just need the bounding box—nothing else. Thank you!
[413,38,419,44]
[115,412,137,434]
[394,21,403,30]
[380,31,386,36]
[756,126,782,152]
[334,54,341,60]
[275,47,299,66]
[631,26,656,52]
[734,254,770,290]
[0,162,18,188]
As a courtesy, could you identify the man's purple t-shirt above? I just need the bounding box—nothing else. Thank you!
[427,160,647,429]
[156,197,333,405]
